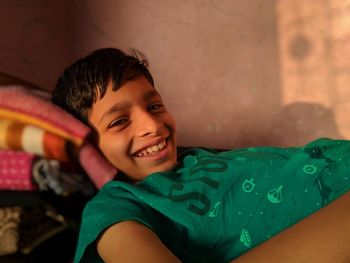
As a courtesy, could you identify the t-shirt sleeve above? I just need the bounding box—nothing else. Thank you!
[74,181,158,263]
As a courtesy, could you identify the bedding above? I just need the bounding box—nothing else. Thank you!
[0,84,117,189]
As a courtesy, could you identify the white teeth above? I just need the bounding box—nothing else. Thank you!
[136,141,166,157]
[159,141,166,149]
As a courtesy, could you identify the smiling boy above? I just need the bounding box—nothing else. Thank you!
[88,76,178,182]
[53,48,350,263]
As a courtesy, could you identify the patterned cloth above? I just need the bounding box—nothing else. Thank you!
[0,151,37,191]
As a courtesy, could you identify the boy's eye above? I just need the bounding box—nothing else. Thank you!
[149,103,165,113]
[107,118,129,129]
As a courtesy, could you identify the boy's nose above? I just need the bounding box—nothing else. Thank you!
[135,111,163,137]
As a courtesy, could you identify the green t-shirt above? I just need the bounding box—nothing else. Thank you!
[75,138,350,262]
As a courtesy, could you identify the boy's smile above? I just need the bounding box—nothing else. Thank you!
[88,76,177,181]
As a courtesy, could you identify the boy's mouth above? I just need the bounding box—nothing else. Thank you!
[134,140,167,157]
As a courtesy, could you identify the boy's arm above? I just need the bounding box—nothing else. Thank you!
[97,220,181,263]
[232,191,350,263]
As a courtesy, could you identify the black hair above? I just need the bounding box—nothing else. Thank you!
[52,48,154,124]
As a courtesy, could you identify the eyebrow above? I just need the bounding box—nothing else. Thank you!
[144,90,161,100]
[98,102,131,124]
[98,90,161,124]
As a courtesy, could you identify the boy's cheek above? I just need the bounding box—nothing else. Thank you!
[98,140,120,165]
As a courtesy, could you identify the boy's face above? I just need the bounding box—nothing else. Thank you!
[88,76,178,181]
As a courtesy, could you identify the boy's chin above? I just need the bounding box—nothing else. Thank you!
[142,160,178,178]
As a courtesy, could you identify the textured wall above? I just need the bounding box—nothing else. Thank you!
[0,0,72,90]
[0,0,349,148]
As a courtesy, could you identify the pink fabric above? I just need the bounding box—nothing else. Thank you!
[0,150,37,191]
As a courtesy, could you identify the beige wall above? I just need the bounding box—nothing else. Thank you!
[1,0,349,148]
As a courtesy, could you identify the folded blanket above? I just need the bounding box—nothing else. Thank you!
[0,86,117,188]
